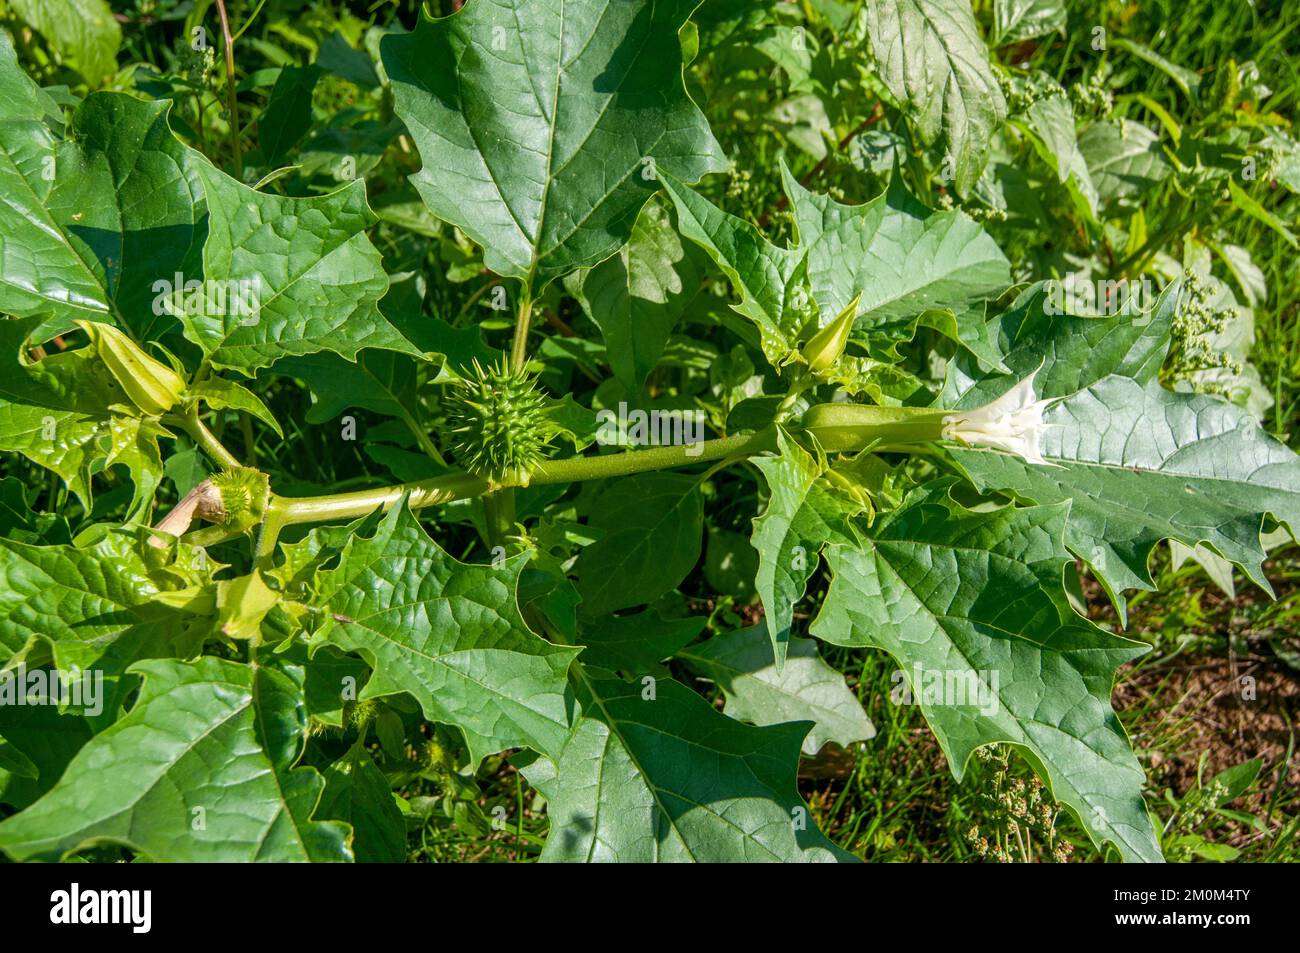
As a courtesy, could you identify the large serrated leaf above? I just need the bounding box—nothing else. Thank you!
[522,675,847,862]
[187,167,416,375]
[810,486,1163,862]
[0,528,203,678]
[662,167,1010,369]
[381,0,726,289]
[305,503,580,764]
[781,165,1011,366]
[0,657,352,862]
[943,283,1300,618]
[0,40,415,377]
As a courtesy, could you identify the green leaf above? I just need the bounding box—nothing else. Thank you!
[276,314,499,436]
[570,196,710,393]
[662,166,1009,371]
[0,59,204,339]
[1227,179,1299,249]
[47,92,212,342]
[576,609,704,672]
[0,67,416,380]
[944,283,1300,617]
[0,37,90,324]
[0,657,352,862]
[659,171,812,366]
[781,166,1012,365]
[257,65,322,166]
[866,0,1007,194]
[1019,89,1099,220]
[317,32,381,90]
[940,282,1174,405]
[0,704,93,810]
[992,0,1066,45]
[9,0,121,86]
[277,351,425,426]
[0,738,38,780]
[316,745,407,863]
[751,430,862,666]
[0,528,208,679]
[810,486,1163,863]
[680,624,874,755]
[1078,119,1171,211]
[163,445,209,497]
[188,375,283,437]
[185,166,416,375]
[381,0,726,289]
[956,376,1300,614]
[0,317,166,513]
[1113,39,1201,99]
[575,472,704,617]
[522,675,846,862]
[305,503,580,764]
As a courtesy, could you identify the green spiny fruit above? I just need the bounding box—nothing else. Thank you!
[209,467,268,525]
[348,698,382,731]
[442,359,553,487]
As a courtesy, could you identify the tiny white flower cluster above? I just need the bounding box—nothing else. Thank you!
[942,369,1057,466]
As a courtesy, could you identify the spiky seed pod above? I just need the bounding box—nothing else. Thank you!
[442,360,553,487]
[209,467,269,526]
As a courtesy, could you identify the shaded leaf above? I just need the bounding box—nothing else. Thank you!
[317,745,406,863]
[522,675,846,861]
[575,472,704,617]
[576,609,704,672]
[680,624,874,755]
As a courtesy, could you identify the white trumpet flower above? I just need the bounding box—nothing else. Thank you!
[941,369,1057,466]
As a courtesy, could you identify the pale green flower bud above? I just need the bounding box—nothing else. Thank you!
[75,320,186,417]
[801,293,860,372]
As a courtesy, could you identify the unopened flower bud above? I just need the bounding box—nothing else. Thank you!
[801,293,860,372]
[76,320,186,417]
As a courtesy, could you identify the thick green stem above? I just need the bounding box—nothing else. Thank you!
[276,472,488,527]
[510,284,533,373]
[271,431,770,529]
[185,404,950,546]
[253,498,287,570]
[173,405,242,470]
[484,491,516,549]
